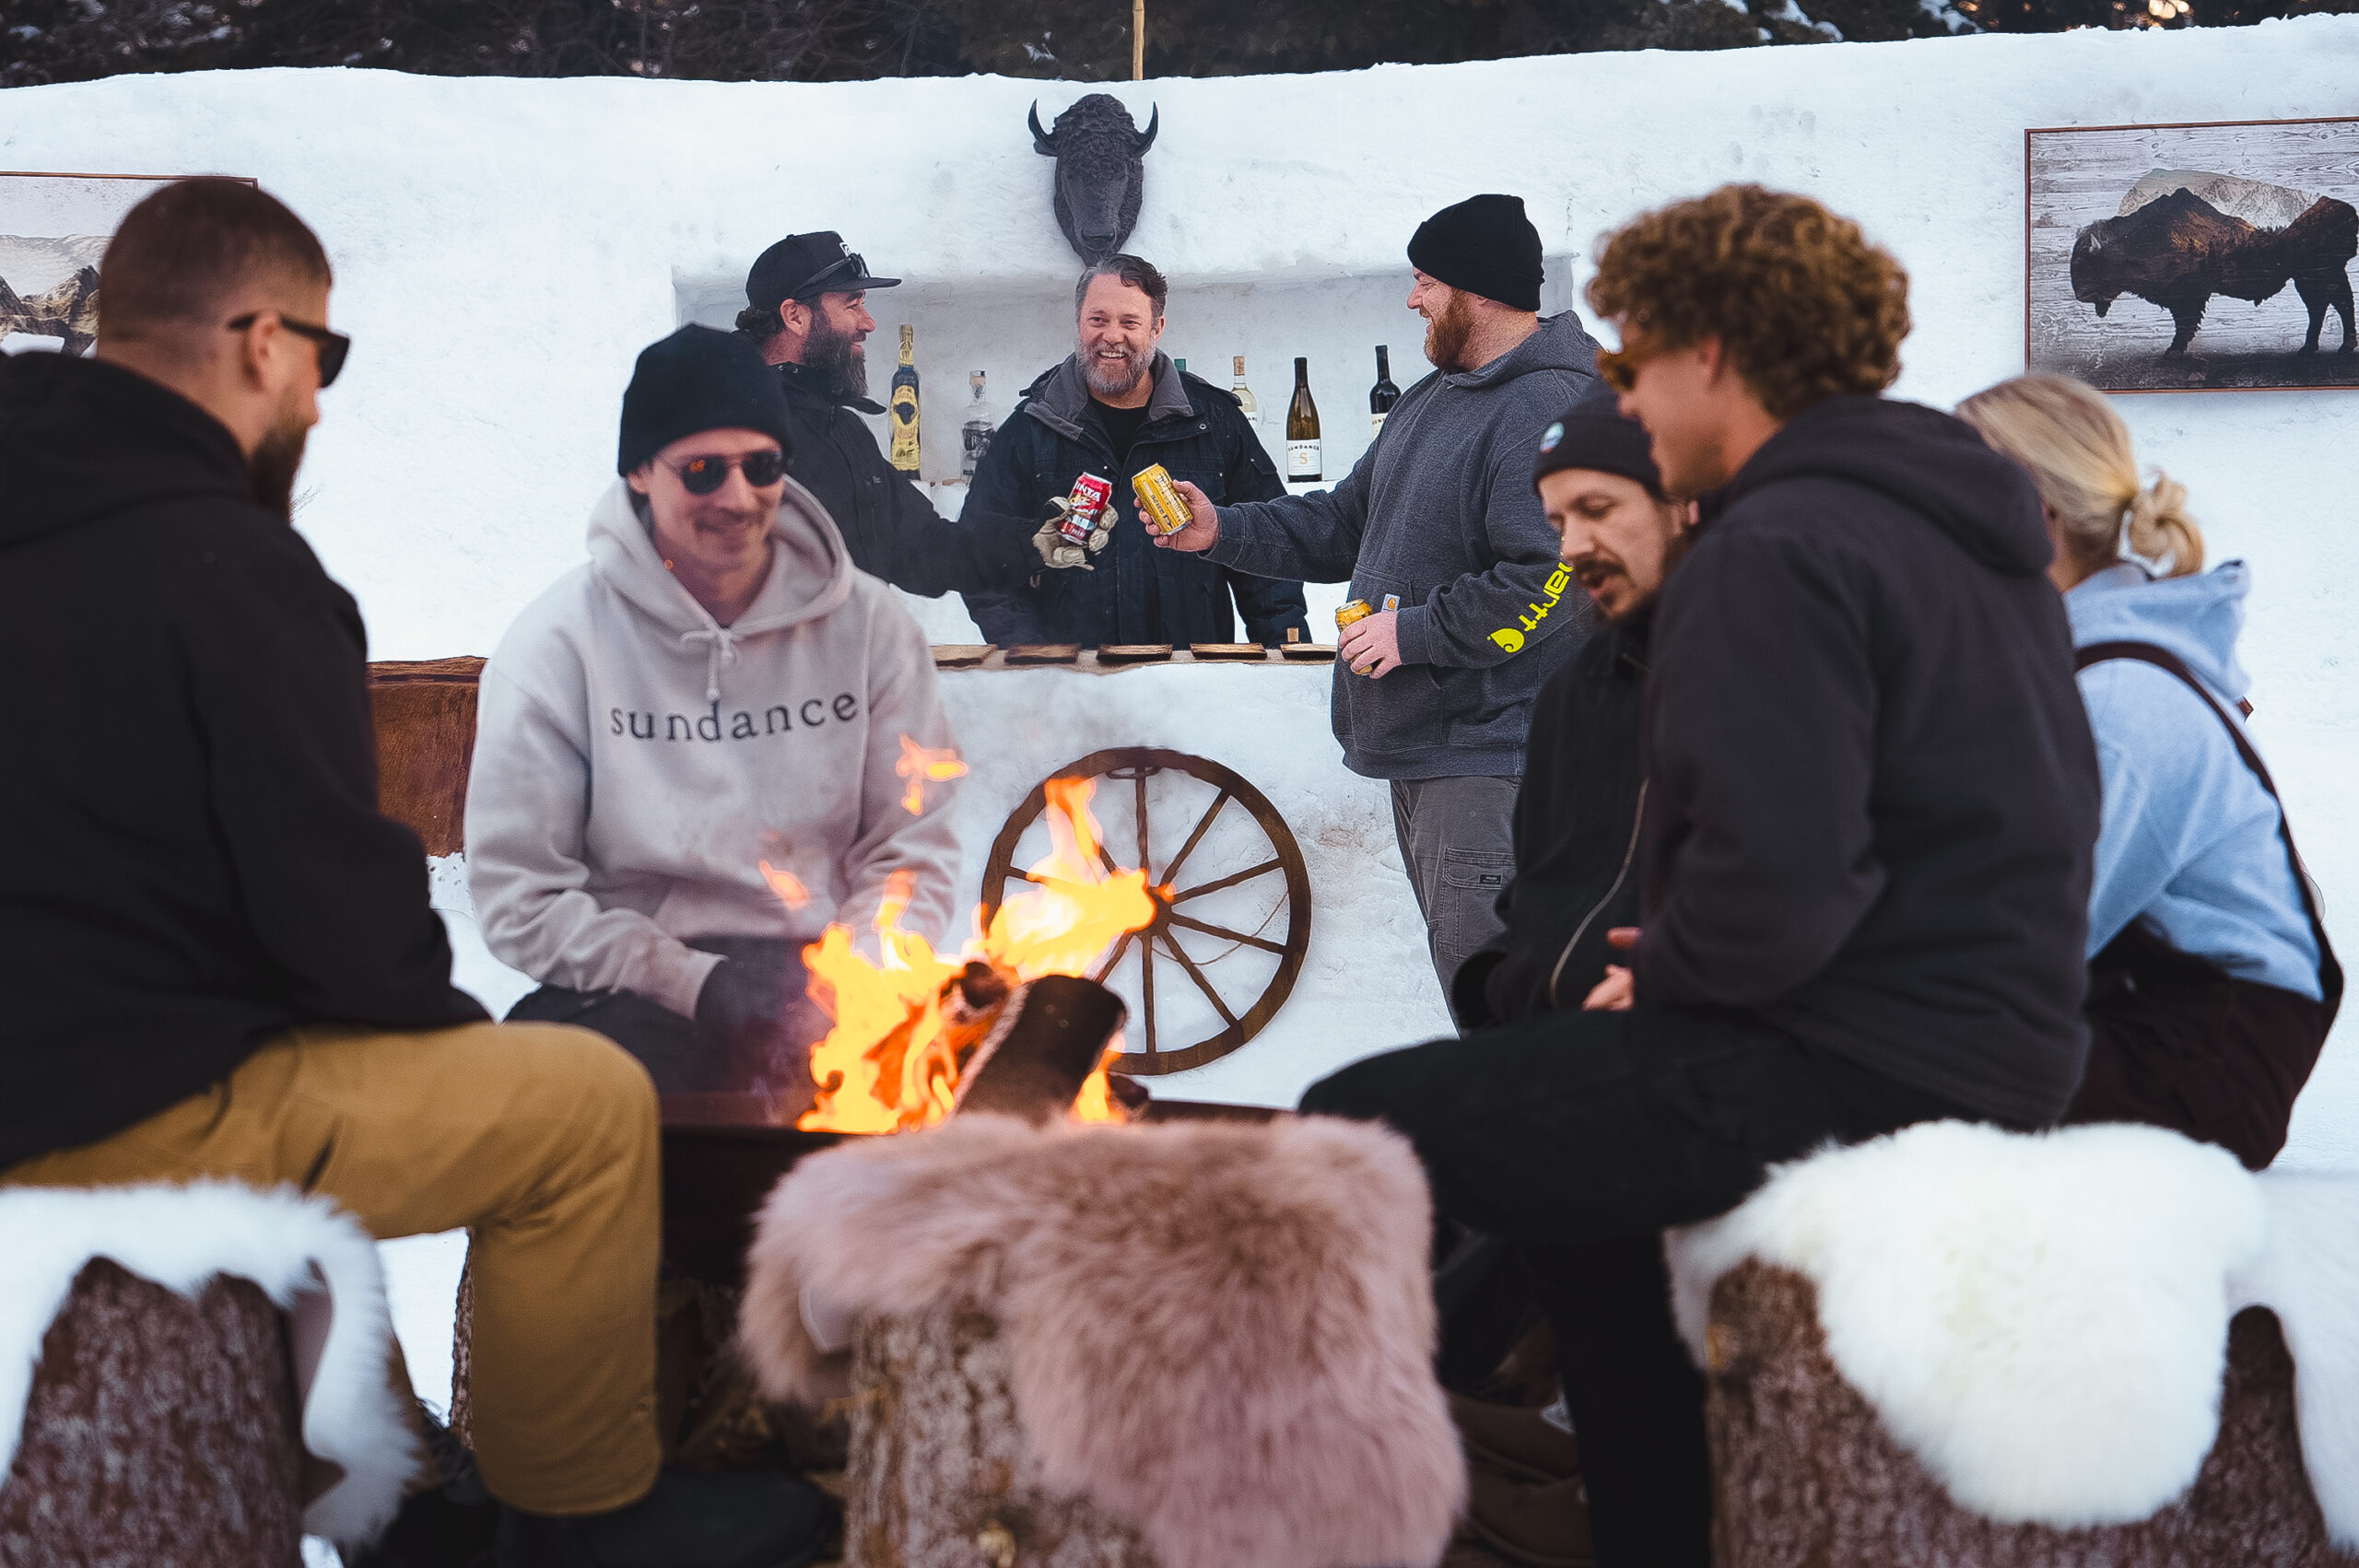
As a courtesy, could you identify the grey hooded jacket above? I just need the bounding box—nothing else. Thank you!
[1207,311,1607,779]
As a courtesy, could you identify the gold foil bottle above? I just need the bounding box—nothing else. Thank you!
[888,324,921,473]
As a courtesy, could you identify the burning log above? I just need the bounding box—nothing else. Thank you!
[954,973,1130,1122]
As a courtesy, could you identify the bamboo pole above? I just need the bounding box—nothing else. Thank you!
[1133,0,1145,79]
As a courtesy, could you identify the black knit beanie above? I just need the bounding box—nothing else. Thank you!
[616,324,798,475]
[1532,408,1663,498]
[1408,193,1543,312]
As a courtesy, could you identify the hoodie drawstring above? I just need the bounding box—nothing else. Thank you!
[681,626,740,703]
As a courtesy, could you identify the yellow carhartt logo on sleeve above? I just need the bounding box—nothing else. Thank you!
[1491,566,1574,654]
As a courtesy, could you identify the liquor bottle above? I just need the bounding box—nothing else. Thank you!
[888,324,921,473]
[1232,355,1260,425]
[960,370,1003,483]
[1285,357,1321,486]
[1369,345,1401,437]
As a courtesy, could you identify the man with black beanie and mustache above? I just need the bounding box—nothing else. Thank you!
[1157,194,1608,1014]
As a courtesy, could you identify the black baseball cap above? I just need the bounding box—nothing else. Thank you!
[745,231,900,311]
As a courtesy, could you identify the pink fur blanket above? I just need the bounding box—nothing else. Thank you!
[739,1112,1463,1568]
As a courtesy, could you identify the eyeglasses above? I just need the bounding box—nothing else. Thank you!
[225,310,351,388]
[792,252,867,300]
[663,450,788,495]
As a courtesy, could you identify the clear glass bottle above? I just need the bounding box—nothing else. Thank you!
[1232,354,1260,424]
[960,370,1003,483]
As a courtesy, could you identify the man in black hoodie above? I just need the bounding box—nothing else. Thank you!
[736,230,1057,598]
[1301,185,2102,1566]
[0,181,827,1568]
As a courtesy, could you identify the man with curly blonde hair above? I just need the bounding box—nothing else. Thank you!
[1303,186,2103,1565]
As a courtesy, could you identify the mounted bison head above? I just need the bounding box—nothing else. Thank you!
[1029,94,1159,264]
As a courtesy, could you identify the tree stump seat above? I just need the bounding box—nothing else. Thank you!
[843,1300,1153,1568]
[1703,1259,2359,1568]
[0,1258,307,1567]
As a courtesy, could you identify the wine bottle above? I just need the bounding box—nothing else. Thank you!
[888,324,921,474]
[1369,345,1400,437]
[1285,357,1321,486]
[961,370,1003,483]
[1232,355,1260,424]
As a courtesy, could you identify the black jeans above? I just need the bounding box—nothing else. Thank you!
[1301,1003,1979,1568]
[506,935,828,1102]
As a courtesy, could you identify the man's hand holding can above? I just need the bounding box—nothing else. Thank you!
[1151,479,1221,553]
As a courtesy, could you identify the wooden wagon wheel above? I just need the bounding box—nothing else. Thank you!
[980,748,1311,1075]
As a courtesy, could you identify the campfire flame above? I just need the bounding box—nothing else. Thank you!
[791,777,1153,1133]
[896,734,969,815]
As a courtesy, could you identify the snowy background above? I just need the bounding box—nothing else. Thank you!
[8,19,2359,1452]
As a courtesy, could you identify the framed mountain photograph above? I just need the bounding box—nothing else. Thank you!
[1,172,255,356]
[2025,117,2359,393]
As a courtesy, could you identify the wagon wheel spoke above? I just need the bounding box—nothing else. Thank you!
[1134,769,1151,876]
[1156,789,1230,888]
[1166,910,1286,955]
[1140,934,1158,1057]
[1169,857,1283,904]
[1090,930,1135,985]
[1159,931,1238,1028]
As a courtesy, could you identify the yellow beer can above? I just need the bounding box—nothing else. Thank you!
[1334,599,1375,630]
[1131,463,1194,536]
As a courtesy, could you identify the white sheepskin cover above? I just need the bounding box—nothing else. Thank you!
[1664,1120,2359,1546]
[0,1180,417,1544]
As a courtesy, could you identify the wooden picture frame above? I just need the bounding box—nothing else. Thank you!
[0,171,257,355]
[2025,117,2359,393]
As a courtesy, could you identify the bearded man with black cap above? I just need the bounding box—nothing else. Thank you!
[738,231,1076,595]
[1158,194,1609,1012]
[466,324,963,1118]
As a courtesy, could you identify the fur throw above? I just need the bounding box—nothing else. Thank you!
[0,1180,417,1544]
[739,1113,1463,1568]
[1665,1120,2359,1546]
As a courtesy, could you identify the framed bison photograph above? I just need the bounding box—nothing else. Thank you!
[2026,118,2359,392]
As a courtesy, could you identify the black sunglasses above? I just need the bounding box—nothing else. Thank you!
[663,450,788,495]
[792,252,867,300]
[226,310,351,388]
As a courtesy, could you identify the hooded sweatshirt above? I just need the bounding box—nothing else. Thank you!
[0,351,484,1169]
[2067,561,2322,998]
[1206,311,1607,779]
[464,475,962,1020]
[1636,397,2103,1127]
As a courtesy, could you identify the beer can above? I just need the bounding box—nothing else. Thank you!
[1335,599,1375,630]
[1132,463,1193,536]
[1060,472,1114,547]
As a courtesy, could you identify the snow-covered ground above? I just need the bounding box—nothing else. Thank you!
[9,19,2359,1426]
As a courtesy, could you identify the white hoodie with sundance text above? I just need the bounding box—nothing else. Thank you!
[465,475,962,1017]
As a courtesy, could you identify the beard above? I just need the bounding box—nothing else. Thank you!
[807,313,868,401]
[1422,291,1477,373]
[1081,343,1150,399]
[249,400,311,520]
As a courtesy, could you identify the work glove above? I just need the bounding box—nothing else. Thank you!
[1030,494,1115,571]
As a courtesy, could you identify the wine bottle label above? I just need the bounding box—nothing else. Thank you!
[1371,412,1389,437]
[889,386,920,471]
[961,421,993,471]
[1286,440,1321,480]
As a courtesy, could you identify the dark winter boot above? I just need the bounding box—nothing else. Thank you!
[346,1400,499,1568]
[495,1469,838,1568]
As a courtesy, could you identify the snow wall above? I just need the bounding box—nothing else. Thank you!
[6,22,2359,1170]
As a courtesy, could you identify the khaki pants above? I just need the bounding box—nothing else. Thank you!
[0,1020,663,1516]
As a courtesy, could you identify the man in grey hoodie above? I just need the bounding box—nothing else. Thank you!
[467,326,963,1118]
[1159,194,1604,1012]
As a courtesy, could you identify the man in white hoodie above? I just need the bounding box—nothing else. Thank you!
[467,325,963,1112]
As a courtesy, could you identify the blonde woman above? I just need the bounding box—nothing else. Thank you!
[1959,374,2341,1168]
